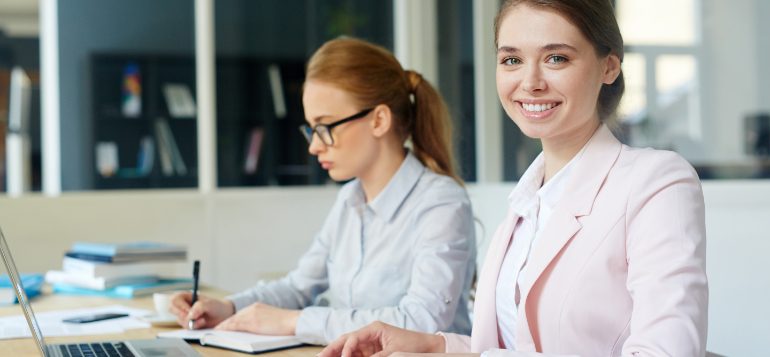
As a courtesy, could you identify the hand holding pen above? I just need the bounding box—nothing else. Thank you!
[169,265,235,329]
[188,260,200,330]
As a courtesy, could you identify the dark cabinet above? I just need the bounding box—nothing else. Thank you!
[91,53,323,189]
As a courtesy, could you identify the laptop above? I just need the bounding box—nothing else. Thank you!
[0,227,200,357]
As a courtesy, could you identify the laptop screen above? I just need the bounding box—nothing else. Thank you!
[0,227,49,356]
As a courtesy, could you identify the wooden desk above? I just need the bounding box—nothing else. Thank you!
[0,291,321,356]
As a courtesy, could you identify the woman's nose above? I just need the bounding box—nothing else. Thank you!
[521,64,546,93]
[308,133,325,155]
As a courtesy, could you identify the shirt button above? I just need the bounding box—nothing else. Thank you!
[444,298,451,304]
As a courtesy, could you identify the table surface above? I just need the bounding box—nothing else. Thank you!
[0,289,322,357]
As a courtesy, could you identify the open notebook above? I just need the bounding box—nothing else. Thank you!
[158,329,303,353]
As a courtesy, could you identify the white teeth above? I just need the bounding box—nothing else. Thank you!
[522,103,556,112]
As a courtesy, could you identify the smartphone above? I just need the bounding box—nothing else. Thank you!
[62,313,129,323]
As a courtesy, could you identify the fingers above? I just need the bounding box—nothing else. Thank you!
[191,317,207,329]
[187,300,206,320]
[340,335,361,357]
[169,292,193,317]
[358,341,377,357]
[318,334,347,357]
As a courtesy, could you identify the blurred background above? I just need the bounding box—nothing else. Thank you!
[0,1,766,356]
[3,0,767,193]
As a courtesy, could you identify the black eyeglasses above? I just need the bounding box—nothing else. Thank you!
[299,107,374,146]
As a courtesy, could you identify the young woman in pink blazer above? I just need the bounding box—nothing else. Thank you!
[318,0,708,356]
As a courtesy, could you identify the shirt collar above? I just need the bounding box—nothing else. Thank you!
[536,144,584,211]
[345,151,425,222]
[508,140,589,217]
[508,153,545,219]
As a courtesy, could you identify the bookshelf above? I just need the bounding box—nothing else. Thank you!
[91,53,324,189]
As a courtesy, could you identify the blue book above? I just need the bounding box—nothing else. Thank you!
[71,241,186,257]
[0,273,44,304]
[52,278,193,299]
[65,251,186,263]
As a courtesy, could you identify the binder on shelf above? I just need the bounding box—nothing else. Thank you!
[154,120,174,176]
[153,118,187,176]
[95,142,119,177]
[121,62,142,118]
[267,64,287,119]
[162,83,197,118]
[136,136,155,176]
[6,66,33,196]
[243,127,264,174]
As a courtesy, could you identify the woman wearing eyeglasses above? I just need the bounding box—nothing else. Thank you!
[170,37,476,345]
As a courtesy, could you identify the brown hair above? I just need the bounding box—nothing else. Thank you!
[494,0,625,124]
[305,37,460,183]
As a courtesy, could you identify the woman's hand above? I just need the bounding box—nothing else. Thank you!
[215,302,300,336]
[169,291,235,329]
[319,321,445,357]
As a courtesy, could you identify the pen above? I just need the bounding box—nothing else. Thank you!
[188,260,200,330]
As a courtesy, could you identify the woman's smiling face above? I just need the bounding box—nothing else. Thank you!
[495,4,620,146]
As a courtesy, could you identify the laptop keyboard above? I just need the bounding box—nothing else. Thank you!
[57,342,135,357]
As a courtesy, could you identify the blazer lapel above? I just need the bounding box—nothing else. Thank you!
[519,125,623,307]
[471,207,521,351]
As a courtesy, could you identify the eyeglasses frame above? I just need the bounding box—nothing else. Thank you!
[299,107,375,146]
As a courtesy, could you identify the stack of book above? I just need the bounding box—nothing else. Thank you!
[46,242,193,298]
[1,273,44,304]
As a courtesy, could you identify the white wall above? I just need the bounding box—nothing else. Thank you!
[701,0,760,162]
[0,181,767,356]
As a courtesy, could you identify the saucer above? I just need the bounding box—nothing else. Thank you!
[140,314,180,327]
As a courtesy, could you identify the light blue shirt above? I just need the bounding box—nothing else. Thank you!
[227,152,476,344]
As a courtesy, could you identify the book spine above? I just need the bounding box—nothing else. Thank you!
[45,270,158,290]
[243,128,264,174]
[65,251,186,263]
[159,119,188,175]
[65,251,115,263]
[52,284,129,299]
[70,242,118,256]
[62,257,182,279]
[154,119,175,176]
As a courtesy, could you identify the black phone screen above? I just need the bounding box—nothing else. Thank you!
[62,313,129,323]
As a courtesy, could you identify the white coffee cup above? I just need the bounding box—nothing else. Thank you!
[153,292,175,318]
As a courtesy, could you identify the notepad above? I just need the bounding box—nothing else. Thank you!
[158,329,303,353]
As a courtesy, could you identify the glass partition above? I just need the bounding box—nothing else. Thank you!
[214,0,393,187]
[23,0,770,193]
[502,0,770,180]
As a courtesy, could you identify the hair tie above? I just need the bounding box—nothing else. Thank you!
[406,70,423,93]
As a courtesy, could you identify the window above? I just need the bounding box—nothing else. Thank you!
[617,0,770,179]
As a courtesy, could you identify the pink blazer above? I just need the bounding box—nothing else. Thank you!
[445,125,708,356]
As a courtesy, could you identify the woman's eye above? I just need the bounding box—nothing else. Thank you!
[500,57,521,65]
[547,55,568,64]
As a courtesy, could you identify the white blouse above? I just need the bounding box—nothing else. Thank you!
[495,147,586,349]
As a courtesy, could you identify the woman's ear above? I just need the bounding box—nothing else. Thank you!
[602,53,622,85]
[371,104,393,138]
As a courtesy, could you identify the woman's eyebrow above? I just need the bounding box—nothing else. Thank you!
[497,43,578,54]
[541,43,578,52]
